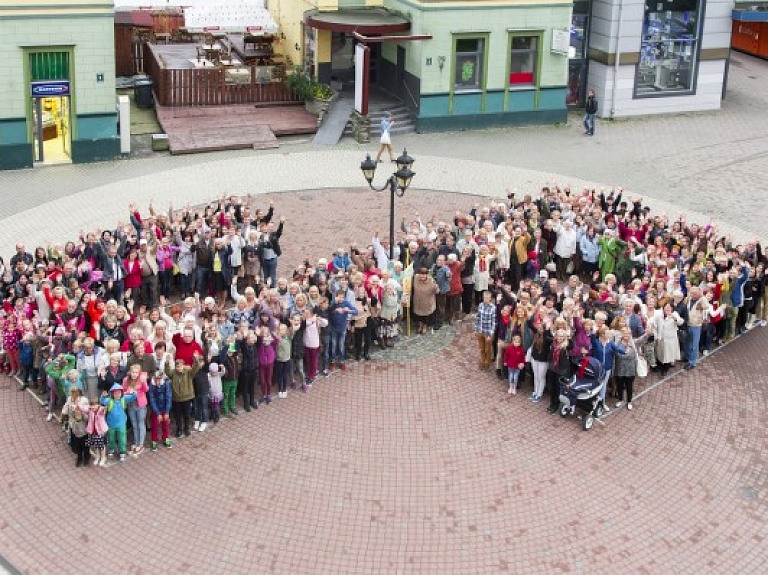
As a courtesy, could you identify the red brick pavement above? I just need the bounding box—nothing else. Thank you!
[0,189,766,574]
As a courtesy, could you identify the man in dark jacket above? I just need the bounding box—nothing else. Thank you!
[583,89,598,136]
[258,217,284,288]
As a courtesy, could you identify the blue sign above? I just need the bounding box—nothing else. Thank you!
[31,81,70,98]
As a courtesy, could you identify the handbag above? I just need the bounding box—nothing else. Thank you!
[631,339,648,377]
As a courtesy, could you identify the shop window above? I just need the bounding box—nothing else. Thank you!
[635,0,702,96]
[454,38,484,91]
[509,36,538,87]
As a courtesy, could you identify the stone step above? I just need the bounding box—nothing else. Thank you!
[343,104,415,138]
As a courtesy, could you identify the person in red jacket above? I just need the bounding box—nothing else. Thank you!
[172,327,203,366]
[446,253,464,323]
[43,282,68,316]
[503,334,526,395]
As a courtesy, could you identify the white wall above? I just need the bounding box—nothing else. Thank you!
[587,0,733,118]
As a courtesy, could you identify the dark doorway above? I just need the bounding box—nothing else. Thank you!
[368,42,381,85]
[396,45,405,98]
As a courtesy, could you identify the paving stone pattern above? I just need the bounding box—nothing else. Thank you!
[1,189,767,574]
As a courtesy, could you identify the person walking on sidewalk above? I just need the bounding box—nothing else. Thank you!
[584,89,598,136]
[375,112,395,163]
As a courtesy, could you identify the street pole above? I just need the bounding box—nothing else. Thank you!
[388,177,396,263]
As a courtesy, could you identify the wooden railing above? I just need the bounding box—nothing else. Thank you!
[144,44,300,107]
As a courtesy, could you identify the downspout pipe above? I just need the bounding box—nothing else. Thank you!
[610,0,625,119]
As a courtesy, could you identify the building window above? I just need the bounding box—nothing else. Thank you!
[454,38,484,91]
[636,0,701,96]
[509,36,538,87]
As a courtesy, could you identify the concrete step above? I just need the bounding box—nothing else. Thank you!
[343,103,415,138]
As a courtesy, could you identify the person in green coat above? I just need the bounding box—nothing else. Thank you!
[597,229,627,280]
[45,353,77,420]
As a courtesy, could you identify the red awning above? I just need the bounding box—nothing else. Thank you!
[115,10,154,27]
[304,8,410,35]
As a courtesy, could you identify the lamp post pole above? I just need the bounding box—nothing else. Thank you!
[360,149,415,264]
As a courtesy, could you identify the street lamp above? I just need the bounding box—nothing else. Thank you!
[360,149,415,261]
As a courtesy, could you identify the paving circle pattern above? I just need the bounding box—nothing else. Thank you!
[0,189,766,574]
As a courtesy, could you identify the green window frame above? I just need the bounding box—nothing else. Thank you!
[23,46,77,143]
[509,35,539,88]
[452,36,487,93]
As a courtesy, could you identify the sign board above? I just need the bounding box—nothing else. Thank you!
[354,43,369,115]
[551,29,570,55]
[31,80,70,98]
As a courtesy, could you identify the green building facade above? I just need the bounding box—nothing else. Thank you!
[0,1,121,170]
[382,0,571,130]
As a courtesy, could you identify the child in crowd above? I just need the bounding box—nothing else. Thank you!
[503,334,526,395]
[100,382,136,462]
[258,326,279,404]
[289,314,306,390]
[86,397,108,467]
[62,386,90,467]
[303,308,328,385]
[122,363,149,455]
[218,343,238,416]
[316,298,332,377]
[2,315,22,376]
[45,353,76,421]
[275,323,292,399]
[193,358,210,432]
[148,370,172,450]
[18,332,34,389]
[166,354,203,438]
[208,362,224,424]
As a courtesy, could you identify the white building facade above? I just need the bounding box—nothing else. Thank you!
[587,0,733,118]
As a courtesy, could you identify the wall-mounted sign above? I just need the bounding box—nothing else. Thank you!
[31,80,70,98]
[551,29,570,55]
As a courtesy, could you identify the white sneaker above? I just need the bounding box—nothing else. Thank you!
[627,403,633,411]
[46,413,54,422]
[193,421,200,431]
[762,320,767,327]
[702,350,709,356]
[199,422,207,432]
[602,403,611,413]
[615,401,624,408]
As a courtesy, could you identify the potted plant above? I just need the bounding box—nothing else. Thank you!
[285,69,336,115]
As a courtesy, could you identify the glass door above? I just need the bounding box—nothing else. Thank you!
[31,96,72,164]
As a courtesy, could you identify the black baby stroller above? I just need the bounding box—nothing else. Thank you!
[558,356,605,431]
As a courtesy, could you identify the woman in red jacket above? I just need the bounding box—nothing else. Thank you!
[123,249,142,300]
[43,282,68,317]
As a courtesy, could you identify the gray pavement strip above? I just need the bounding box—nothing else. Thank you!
[0,151,753,259]
[0,553,21,575]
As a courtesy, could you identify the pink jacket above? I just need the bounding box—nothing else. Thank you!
[86,406,108,436]
[122,373,149,408]
[303,316,328,349]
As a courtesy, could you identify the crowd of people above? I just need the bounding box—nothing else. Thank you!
[1,186,766,466]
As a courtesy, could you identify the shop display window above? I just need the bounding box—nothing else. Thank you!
[454,38,484,91]
[635,0,702,96]
[509,36,538,87]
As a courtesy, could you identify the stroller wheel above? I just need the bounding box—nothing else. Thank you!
[595,403,604,418]
[583,415,594,431]
[559,405,569,418]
